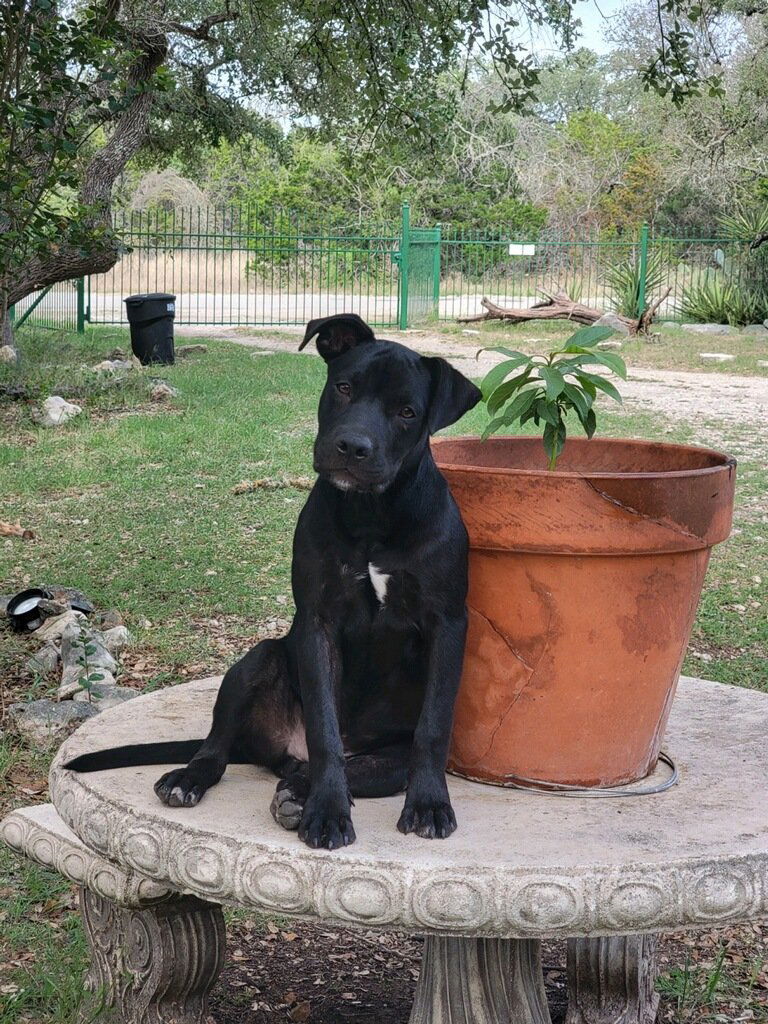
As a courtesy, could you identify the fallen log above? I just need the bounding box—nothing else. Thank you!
[457,288,671,336]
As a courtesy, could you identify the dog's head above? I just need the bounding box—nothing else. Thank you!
[299,313,481,494]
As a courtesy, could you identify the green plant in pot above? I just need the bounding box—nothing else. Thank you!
[430,324,736,790]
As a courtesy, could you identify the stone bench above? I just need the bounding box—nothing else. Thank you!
[2,674,767,1024]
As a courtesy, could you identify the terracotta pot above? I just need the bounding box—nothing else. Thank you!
[432,436,736,788]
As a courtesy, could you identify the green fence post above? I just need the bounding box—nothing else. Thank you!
[76,278,86,333]
[399,202,411,330]
[432,225,442,316]
[637,222,649,318]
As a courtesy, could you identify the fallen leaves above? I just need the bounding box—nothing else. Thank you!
[233,476,314,495]
[0,520,35,540]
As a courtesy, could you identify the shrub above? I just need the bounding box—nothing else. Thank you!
[680,276,768,326]
[606,250,668,317]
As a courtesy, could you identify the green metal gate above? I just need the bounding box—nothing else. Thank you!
[398,204,441,328]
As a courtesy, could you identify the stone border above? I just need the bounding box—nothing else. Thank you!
[48,765,768,938]
[0,804,171,908]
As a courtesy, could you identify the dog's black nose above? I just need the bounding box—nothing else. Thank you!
[336,435,373,460]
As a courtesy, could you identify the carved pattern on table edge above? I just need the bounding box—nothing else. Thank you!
[49,769,768,936]
[0,810,171,908]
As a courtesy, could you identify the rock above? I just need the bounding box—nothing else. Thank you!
[594,312,630,336]
[460,330,480,337]
[102,625,133,654]
[97,608,124,629]
[72,682,138,710]
[150,383,178,401]
[741,323,768,336]
[39,395,82,427]
[37,598,69,618]
[35,610,87,642]
[93,359,132,373]
[596,340,623,350]
[107,348,126,360]
[60,622,118,675]
[26,644,61,676]
[176,344,208,357]
[58,667,117,701]
[681,323,739,335]
[7,699,99,748]
[699,352,735,363]
[42,585,95,615]
[0,345,18,363]
[758,361,768,369]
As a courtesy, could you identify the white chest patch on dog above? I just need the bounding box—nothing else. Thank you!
[368,563,390,604]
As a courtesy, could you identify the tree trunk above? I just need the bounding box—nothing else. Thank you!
[5,29,167,313]
[457,290,671,336]
[0,308,13,349]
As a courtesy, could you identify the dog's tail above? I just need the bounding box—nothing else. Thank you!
[63,740,207,773]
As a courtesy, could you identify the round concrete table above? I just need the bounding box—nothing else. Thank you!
[48,674,768,1024]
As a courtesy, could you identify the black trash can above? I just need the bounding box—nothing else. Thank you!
[124,292,176,365]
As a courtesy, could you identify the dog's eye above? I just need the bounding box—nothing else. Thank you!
[335,381,351,396]
[399,406,416,419]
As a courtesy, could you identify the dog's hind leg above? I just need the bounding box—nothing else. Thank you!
[270,743,410,833]
[155,638,298,808]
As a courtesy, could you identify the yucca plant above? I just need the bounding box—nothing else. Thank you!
[606,250,668,318]
[680,276,738,324]
[480,324,626,470]
[680,276,768,326]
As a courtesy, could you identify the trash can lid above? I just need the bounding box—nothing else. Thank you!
[124,293,176,304]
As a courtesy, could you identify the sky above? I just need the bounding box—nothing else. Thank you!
[522,0,626,57]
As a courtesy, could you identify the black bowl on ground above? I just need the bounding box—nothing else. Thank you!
[6,588,51,632]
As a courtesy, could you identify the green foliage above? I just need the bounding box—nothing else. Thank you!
[680,275,768,326]
[0,0,133,292]
[606,249,668,317]
[478,325,626,470]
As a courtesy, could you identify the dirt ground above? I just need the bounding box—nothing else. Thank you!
[175,324,768,430]
[210,916,767,1024]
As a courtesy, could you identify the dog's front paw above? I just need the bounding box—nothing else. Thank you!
[155,767,206,808]
[298,791,355,851]
[398,778,457,839]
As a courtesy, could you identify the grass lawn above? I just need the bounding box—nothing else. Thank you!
[1,326,766,1023]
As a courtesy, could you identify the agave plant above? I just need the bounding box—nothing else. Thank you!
[681,276,768,326]
[606,249,668,318]
[480,324,626,470]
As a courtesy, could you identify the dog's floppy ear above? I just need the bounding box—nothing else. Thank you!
[299,313,376,361]
[423,357,482,433]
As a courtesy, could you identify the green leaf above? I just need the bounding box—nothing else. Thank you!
[481,415,506,441]
[536,398,560,427]
[486,368,533,414]
[497,385,541,427]
[539,366,566,401]
[581,351,627,379]
[481,346,531,362]
[583,408,597,439]
[542,417,567,467]
[562,382,590,421]
[561,325,616,351]
[480,355,532,398]
[575,371,623,403]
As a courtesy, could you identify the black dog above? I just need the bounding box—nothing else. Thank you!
[67,314,481,851]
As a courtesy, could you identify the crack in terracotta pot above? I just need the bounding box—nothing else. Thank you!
[581,478,700,542]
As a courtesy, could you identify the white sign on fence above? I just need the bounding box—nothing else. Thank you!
[508,243,536,256]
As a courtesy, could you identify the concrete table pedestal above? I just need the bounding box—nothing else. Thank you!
[2,674,766,1023]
